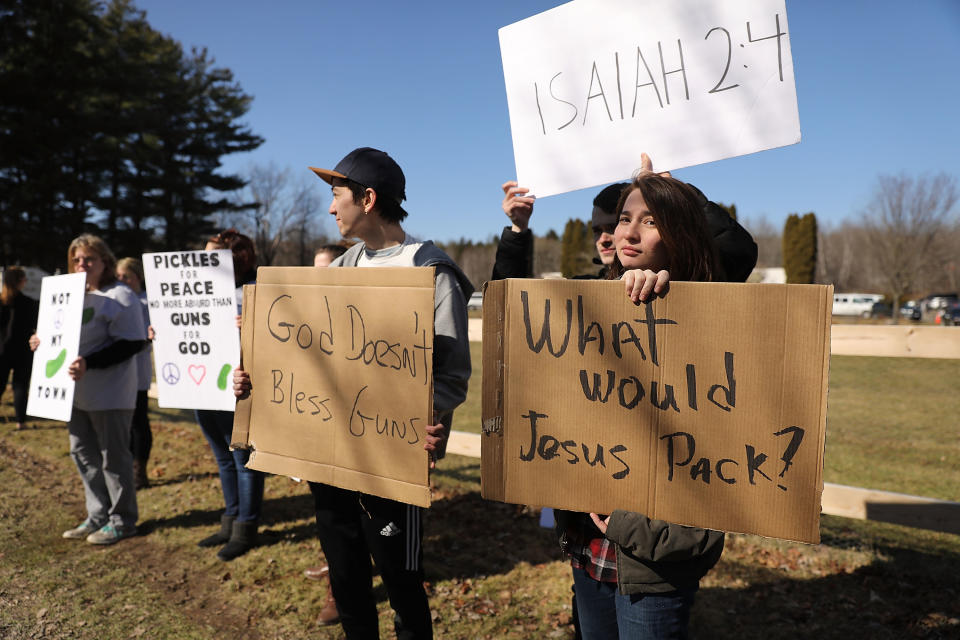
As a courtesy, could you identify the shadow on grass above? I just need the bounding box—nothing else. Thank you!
[425,491,561,582]
[143,470,219,487]
[138,491,317,535]
[6,420,65,432]
[694,533,960,639]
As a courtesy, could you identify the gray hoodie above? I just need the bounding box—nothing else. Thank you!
[332,237,473,457]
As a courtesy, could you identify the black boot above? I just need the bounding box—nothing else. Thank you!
[198,514,235,548]
[133,459,150,490]
[217,520,258,561]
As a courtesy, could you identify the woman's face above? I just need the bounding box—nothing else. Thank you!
[614,188,669,272]
[72,247,105,290]
[117,266,141,293]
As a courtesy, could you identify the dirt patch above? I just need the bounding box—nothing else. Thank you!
[0,436,259,639]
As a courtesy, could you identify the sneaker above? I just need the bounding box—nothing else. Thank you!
[62,521,101,540]
[86,523,136,545]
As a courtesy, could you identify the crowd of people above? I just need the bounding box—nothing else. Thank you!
[2,147,757,639]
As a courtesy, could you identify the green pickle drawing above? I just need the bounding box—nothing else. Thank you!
[217,363,232,390]
[46,348,67,378]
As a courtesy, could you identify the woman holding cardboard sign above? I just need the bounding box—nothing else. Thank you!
[555,173,726,640]
[194,229,266,561]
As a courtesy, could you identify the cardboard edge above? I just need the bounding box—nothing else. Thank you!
[230,284,256,449]
[246,450,431,508]
[811,284,834,543]
[257,266,435,287]
[480,279,507,502]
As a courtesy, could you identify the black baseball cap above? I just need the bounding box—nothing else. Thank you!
[591,182,629,228]
[310,147,407,211]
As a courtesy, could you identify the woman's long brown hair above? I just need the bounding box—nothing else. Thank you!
[606,174,721,282]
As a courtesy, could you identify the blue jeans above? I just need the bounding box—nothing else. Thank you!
[195,409,264,522]
[572,567,695,640]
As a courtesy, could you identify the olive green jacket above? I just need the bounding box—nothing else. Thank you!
[605,510,725,595]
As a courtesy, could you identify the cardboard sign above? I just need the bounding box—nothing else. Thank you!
[142,250,240,411]
[232,267,436,508]
[499,0,800,197]
[481,279,831,543]
[26,273,87,421]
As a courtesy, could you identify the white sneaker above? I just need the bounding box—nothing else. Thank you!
[62,521,100,540]
[86,523,137,545]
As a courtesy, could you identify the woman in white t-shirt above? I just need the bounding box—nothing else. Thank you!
[32,235,147,545]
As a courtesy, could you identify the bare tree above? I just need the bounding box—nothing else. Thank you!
[861,173,958,321]
[741,215,782,268]
[232,164,328,266]
[534,233,562,277]
[818,222,873,291]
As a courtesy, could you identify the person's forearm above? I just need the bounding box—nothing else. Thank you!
[84,339,146,369]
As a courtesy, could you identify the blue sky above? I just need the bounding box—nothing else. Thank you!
[135,0,960,243]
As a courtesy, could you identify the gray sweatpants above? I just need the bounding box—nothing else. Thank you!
[68,408,138,529]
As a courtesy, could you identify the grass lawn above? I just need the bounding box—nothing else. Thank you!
[1,351,958,639]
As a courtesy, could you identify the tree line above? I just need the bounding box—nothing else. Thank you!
[0,0,264,271]
[778,173,959,313]
[3,3,956,299]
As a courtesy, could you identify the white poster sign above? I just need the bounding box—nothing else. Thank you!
[499,0,800,197]
[26,273,87,421]
[143,250,240,411]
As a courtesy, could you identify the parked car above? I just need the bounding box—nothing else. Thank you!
[869,301,893,318]
[899,300,922,321]
[940,302,960,326]
[832,293,883,317]
[466,291,483,311]
[922,293,958,314]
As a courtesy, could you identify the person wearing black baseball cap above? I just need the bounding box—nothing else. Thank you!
[280,147,471,638]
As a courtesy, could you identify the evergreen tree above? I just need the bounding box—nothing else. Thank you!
[782,212,817,284]
[0,0,262,269]
[0,0,106,268]
[560,218,593,277]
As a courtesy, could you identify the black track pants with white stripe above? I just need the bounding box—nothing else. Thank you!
[310,482,431,640]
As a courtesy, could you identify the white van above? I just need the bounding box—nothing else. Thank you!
[832,293,883,317]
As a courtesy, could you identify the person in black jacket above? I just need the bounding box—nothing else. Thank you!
[493,154,757,283]
[0,267,39,430]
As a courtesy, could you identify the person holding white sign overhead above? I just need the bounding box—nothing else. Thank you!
[30,235,147,545]
[494,154,757,282]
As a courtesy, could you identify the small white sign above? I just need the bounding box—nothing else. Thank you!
[143,250,240,411]
[499,0,800,197]
[26,273,87,421]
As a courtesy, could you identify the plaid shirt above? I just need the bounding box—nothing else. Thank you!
[562,513,618,583]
